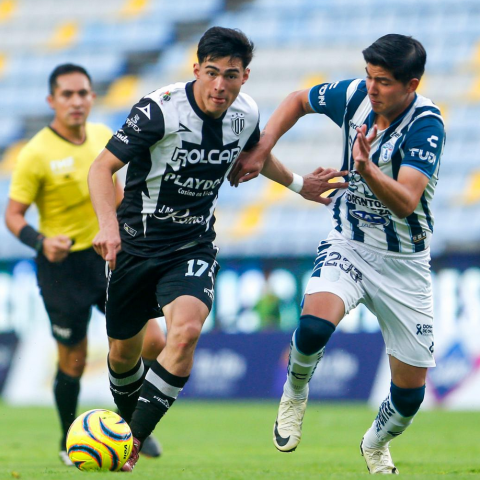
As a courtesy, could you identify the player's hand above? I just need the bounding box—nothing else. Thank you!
[228,146,269,187]
[353,124,378,175]
[92,224,121,271]
[300,167,349,205]
[42,235,72,263]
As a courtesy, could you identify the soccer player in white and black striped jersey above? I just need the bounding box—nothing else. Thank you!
[230,34,445,474]
[88,26,347,471]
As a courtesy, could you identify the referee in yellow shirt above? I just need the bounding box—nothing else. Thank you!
[5,64,164,465]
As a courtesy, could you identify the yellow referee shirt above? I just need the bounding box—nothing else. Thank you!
[9,123,112,252]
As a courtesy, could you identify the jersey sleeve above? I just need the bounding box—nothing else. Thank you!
[243,120,260,151]
[9,146,44,205]
[106,97,165,164]
[308,79,353,127]
[401,115,445,178]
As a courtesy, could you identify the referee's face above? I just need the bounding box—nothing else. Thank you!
[193,56,250,119]
[48,72,96,129]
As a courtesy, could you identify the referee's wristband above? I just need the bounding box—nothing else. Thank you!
[19,225,45,253]
[287,173,304,193]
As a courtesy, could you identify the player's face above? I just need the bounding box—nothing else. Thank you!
[193,56,250,119]
[365,64,419,126]
[47,72,95,128]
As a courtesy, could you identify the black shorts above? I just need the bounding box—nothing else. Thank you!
[36,248,107,346]
[106,243,220,340]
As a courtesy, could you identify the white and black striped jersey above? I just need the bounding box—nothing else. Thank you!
[309,79,445,253]
[106,81,260,257]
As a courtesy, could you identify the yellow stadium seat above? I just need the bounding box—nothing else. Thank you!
[0,0,16,22]
[102,75,140,109]
[462,171,480,205]
[119,0,149,18]
[466,75,480,102]
[301,73,325,89]
[230,204,263,238]
[0,140,27,176]
[0,53,7,78]
[47,21,79,50]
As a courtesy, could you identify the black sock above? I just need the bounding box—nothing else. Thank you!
[130,362,189,444]
[54,368,80,449]
[108,357,146,424]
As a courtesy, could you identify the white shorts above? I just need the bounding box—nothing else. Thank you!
[305,230,435,368]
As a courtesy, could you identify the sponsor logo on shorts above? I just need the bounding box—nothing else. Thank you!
[416,324,433,335]
[204,287,214,300]
[123,223,137,237]
[52,324,72,339]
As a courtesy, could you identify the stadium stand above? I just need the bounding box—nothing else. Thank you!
[0,0,479,258]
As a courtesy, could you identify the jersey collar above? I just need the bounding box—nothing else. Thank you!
[186,81,228,123]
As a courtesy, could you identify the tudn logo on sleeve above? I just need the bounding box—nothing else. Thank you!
[231,112,245,136]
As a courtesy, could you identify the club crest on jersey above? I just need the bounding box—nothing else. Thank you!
[380,142,394,163]
[231,112,245,136]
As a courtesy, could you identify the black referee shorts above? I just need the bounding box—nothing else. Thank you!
[105,243,220,340]
[36,248,107,346]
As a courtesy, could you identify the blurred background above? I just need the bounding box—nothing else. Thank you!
[0,0,479,409]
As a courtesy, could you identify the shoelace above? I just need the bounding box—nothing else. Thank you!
[279,399,303,431]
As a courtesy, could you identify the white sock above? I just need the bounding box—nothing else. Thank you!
[363,392,415,449]
[283,332,324,400]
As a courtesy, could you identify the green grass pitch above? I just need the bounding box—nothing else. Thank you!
[2,401,480,479]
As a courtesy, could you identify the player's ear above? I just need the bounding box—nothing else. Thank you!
[193,63,200,80]
[46,94,54,110]
[242,67,250,85]
[407,78,420,93]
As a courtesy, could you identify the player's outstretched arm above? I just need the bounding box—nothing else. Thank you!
[88,149,125,270]
[228,89,313,187]
[260,153,348,205]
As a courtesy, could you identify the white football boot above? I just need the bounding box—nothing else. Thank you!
[273,389,308,452]
[360,438,399,474]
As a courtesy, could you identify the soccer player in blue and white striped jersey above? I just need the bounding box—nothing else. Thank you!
[229,34,445,474]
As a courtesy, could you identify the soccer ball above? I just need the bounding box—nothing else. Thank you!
[66,409,133,471]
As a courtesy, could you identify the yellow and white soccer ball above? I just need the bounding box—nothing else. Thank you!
[66,409,133,471]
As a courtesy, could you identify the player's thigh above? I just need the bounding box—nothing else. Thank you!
[36,253,92,345]
[163,295,210,339]
[373,254,435,369]
[303,238,367,321]
[105,251,162,341]
[156,243,220,316]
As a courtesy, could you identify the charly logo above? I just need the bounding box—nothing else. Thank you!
[231,112,245,136]
[380,142,394,163]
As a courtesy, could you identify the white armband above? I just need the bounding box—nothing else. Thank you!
[287,173,304,193]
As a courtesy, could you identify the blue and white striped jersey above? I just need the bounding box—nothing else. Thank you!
[309,79,445,253]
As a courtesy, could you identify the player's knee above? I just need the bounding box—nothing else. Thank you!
[390,382,425,417]
[108,342,141,372]
[295,314,336,355]
[175,322,202,348]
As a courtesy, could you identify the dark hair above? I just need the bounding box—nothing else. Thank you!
[49,63,92,94]
[197,26,255,69]
[362,34,426,83]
